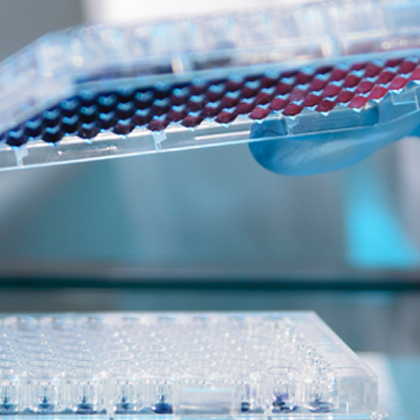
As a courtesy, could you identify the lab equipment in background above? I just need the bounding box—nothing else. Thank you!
[0,0,420,171]
[0,312,384,419]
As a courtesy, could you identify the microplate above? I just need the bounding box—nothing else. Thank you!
[1,1,420,169]
[0,312,385,420]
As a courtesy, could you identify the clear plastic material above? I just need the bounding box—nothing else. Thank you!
[0,312,385,419]
[1,1,420,169]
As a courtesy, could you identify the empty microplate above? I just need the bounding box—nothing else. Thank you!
[0,312,386,419]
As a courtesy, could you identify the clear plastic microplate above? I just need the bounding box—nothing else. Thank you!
[0,312,386,419]
[1,1,420,169]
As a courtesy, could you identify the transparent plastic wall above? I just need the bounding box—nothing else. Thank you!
[0,312,384,419]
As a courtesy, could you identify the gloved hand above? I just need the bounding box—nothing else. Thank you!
[249,105,420,176]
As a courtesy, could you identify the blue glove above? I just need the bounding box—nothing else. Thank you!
[249,105,420,176]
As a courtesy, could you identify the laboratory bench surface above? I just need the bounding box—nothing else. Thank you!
[359,353,420,420]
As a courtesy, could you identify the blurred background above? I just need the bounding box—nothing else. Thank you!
[0,0,419,366]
